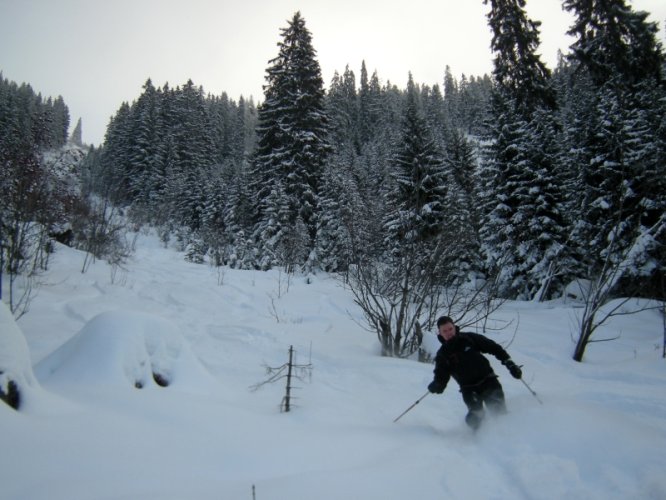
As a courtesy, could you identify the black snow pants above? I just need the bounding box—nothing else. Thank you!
[461,376,506,430]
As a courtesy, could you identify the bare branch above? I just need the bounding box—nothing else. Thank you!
[573,211,665,361]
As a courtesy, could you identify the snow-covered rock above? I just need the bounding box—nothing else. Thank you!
[564,278,591,302]
[35,310,218,394]
[0,302,41,410]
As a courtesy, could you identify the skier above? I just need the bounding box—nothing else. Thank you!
[427,316,522,430]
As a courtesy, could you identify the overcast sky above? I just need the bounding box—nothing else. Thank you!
[1,0,664,146]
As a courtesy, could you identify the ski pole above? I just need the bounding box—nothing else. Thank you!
[520,378,543,405]
[393,391,430,423]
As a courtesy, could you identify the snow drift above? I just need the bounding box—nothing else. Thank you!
[36,310,218,394]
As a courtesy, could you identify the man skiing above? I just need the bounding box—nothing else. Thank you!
[427,316,522,430]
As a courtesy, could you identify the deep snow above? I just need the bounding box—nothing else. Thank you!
[2,230,665,500]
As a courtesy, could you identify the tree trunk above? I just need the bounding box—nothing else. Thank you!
[573,315,594,362]
[283,345,294,412]
[380,320,392,356]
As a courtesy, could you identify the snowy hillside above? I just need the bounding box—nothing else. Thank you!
[2,230,665,500]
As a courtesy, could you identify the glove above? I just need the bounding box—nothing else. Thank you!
[428,380,445,394]
[503,359,522,379]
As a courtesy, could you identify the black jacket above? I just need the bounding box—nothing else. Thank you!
[433,330,510,391]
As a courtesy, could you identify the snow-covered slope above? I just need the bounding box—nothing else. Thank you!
[2,230,665,499]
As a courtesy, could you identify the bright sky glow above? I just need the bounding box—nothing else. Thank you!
[1,0,664,145]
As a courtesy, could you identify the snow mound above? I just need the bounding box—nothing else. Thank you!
[35,310,218,394]
[563,278,590,302]
[0,302,42,410]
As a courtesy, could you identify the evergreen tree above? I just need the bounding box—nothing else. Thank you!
[457,74,493,136]
[358,61,373,146]
[481,0,568,299]
[237,96,258,160]
[51,96,70,148]
[358,65,387,149]
[222,162,255,269]
[98,101,132,203]
[327,65,359,158]
[170,80,216,231]
[442,129,483,281]
[89,76,258,251]
[384,75,446,255]
[127,79,164,218]
[358,71,403,204]
[564,0,666,295]
[443,65,459,129]
[564,0,664,88]
[250,12,331,268]
[484,0,556,116]
[70,118,83,146]
[422,83,447,148]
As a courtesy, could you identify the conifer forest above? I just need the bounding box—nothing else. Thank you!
[2,2,665,356]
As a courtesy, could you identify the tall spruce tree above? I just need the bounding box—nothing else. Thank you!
[70,118,83,146]
[485,0,556,115]
[358,61,379,147]
[99,101,132,203]
[480,0,569,299]
[564,0,666,295]
[384,75,446,257]
[250,12,331,269]
[564,0,664,88]
[327,66,359,157]
[169,81,216,232]
[443,129,483,282]
[127,79,164,217]
[221,161,255,269]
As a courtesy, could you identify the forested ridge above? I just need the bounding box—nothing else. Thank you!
[2,1,665,334]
